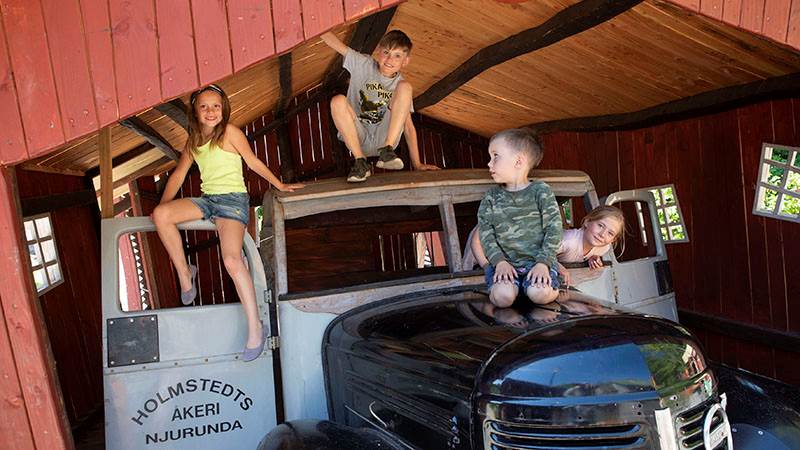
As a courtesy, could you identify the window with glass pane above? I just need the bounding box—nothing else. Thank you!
[22,213,63,295]
[754,143,800,223]
[647,184,689,244]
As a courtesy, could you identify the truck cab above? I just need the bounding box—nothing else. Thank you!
[102,169,733,449]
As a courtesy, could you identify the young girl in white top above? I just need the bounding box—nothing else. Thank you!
[465,205,625,287]
[152,84,303,362]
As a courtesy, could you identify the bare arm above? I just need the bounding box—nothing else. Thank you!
[227,125,304,192]
[159,148,194,203]
[321,32,349,56]
[404,115,440,171]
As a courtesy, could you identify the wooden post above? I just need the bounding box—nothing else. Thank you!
[99,126,113,219]
[0,166,73,449]
[438,197,462,272]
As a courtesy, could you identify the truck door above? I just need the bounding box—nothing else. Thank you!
[101,217,277,450]
[605,190,678,321]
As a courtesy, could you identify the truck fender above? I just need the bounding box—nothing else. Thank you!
[257,419,403,450]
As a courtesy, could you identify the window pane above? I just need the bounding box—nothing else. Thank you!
[768,147,790,164]
[662,187,675,205]
[779,195,800,217]
[650,189,661,207]
[660,227,668,240]
[787,170,800,193]
[47,264,62,284]
[763,164,785,186]
[41,239,57,263]
[34,217,51,238]
[33,268,48,292]
[669,225,686,240]
[758,188,779,212]
[665,206,679,224]
[28,244,42,266]
[24,220,36,241]
[657,209,666,225]
[793,151,800,169]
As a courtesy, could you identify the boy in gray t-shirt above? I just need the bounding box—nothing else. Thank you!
[321,30,439,182]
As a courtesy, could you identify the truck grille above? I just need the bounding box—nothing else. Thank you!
[485,420,647,449]
[676,398,728,450]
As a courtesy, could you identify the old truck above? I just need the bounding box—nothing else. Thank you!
[101,169,797,449]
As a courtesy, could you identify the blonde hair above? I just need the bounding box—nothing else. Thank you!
[489,128,543,170]
[185,84,231,154]
[582,205,626,251]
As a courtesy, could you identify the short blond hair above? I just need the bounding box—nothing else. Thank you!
[489,128,543,170]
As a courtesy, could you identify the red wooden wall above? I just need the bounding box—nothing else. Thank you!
[539,97,800,385]
[0,0,399,166]
[15,170,104,428]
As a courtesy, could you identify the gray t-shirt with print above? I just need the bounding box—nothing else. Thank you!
[343,49,413,128]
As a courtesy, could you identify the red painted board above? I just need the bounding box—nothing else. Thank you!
[227,0,276,72]
[0,298,35,450]
[787,0,800,48]
[380,0,405,7]
[787,99,800,334]
[109,0,162,117]
[41,0,99,141]
[302,0,345,40]
[0,168,71,449]
[722,0,743,25]
[1,0,64,156]
[191,0,234,85]
[0,17,27,164]
[740,0,766,32]
[272,0,304,53]
[345,0,380,21]
[78,0,118,127]
[308,101,325,170]
[762,0,791,42]
[700,0,725,19]
[155,0,199,100]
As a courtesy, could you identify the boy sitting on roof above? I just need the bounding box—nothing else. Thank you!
[321,30,439,182]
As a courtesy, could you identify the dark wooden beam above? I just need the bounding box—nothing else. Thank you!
[528,71,800,134]
[275,54,297,183]
[113,193,132,216]
[679,309,800,354]
[414,0,642,110]
[154,99,189,131]
[85,142,152,179]
[20,189,97,216]
[99,126,114,219]
[119,117,179,161]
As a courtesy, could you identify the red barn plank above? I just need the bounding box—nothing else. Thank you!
[787,0,800,47]
[740,0,766,32]
[700,0,725,19]
[0,168,71,449]
[41,0,99,141]
[308,102,325,170]
[0,17,26,164]
[787,98,800,333]
[0,299,35,450]
[345,0,380,21]
[272,0,304,53]
[78,0,118,127]
[1,0,64,157]
[302,0,345,40]
[109,0,162,117]
[381,0,405,7]
[762,0,791,41]
[723,0,744,24]
[227,0,276,72]
[191,0,234,85]
[156,0,199,99]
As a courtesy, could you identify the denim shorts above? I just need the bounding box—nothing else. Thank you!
[485,264,561,291]
[190,192,250,226]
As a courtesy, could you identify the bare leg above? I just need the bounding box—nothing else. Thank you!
[489,282,518,308]
[152,199,204,292]
[330,95,365,159]
[383,81,412,147]
[217,218,263,349]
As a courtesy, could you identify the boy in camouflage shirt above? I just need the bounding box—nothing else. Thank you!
[478,129,563,307]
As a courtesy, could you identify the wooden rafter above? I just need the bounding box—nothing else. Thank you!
[413,0,643,110]
[154,99,189,131]
[119,117,179,161]
[275,54,296,182]
[527,71,800,134]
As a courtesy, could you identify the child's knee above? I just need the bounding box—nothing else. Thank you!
[526,286,558,305]
[490,283,517,308]
[151,205,170,227]
[222,253,246,274]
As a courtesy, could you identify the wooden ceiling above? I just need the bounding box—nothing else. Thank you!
[22,0,800,181]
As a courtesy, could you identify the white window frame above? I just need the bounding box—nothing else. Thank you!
[23,213,64,295]
[647,184,689,244]
[753,143,800,223]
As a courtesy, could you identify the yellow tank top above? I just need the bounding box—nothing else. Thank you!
[192,141,248,195]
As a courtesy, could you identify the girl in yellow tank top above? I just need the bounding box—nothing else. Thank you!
[152,84,304,362]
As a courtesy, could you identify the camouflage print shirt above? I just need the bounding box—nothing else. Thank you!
[477,181,563,270]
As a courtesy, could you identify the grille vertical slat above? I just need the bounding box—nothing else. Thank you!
[485,420,647,450]
[676,397,727,450]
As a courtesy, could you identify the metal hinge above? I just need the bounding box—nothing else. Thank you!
[263,289,272,304]
[267,336,279,350]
